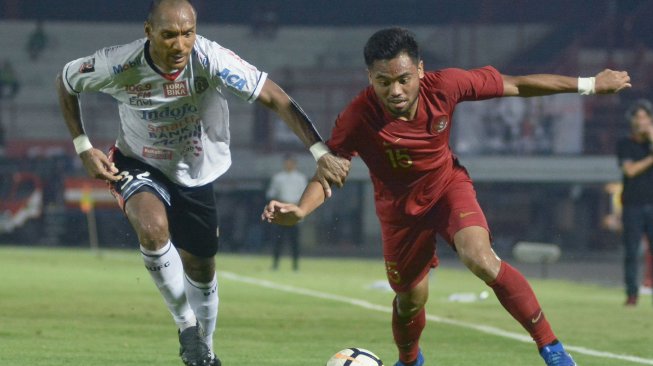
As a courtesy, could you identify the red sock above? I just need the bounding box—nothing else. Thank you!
[392,298,425,363]
[487,261,557,348]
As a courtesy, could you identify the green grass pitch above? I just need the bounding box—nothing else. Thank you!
[1,246,652,365]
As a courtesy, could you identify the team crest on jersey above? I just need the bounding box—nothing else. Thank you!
[194,77,209,94]
[163,80,189,97]
[431,116,449,134]
[79,58,95,73]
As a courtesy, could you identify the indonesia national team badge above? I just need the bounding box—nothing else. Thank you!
[431,116,449,134]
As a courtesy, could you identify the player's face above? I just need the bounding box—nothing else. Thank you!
[367,53,424,121]
[630,109,653,140]
[145,3,196,72]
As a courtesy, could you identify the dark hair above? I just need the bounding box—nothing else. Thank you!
[147,0,194,23]
[363,27,420,67]
[625,98,653,121]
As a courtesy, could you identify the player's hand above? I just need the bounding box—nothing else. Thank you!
[79,148,121,182]
[594,69,631,94]
[316,153,351,198]
[261,200,305,226]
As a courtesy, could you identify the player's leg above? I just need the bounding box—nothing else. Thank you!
[453,226,575,365]
[440,173,574,365]
[382,221,435,366]
[109,148,195,333]
[124,191,196,330]
[622,205,644,305]
[392,275,428,366]
[454,226,556,345]
[168,182,221,365]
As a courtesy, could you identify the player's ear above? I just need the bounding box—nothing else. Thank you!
[367,69,373,85]
[418,60,425,79]
[144,21,152,38]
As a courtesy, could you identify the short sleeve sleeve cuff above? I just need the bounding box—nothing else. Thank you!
[247,71,268,103]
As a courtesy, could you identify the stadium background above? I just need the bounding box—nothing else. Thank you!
[1,0,652,278]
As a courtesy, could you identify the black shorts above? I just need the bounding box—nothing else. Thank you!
[109,148,219,257]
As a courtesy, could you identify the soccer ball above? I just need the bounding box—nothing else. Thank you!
[326,348,384,366]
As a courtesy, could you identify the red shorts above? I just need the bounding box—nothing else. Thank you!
[381,176,489,293]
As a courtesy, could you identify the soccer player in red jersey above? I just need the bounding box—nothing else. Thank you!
[262,28,631,366]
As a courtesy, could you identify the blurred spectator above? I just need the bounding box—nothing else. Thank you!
[266,154,307,270]
[616,98,653,306]
[26,20,49,61]
[0,59,20,100]
[603,182,653,297]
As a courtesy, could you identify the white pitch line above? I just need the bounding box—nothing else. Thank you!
[220,271,653,365]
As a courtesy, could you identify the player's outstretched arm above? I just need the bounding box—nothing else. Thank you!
[256,79,350,197]
[502,69,631,97]
[55,73,119,182]
[261,178,326,226]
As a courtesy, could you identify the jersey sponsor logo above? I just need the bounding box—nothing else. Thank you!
[194,77,209,94]
[112,57,143,75]
[148,116,203,147]
[142,146,173,160]
[140,103,198,121]
[129,96,152,106]
[126,83,153,105]
[79,58,95,73]
[125,83,152,96]
[430,116,449,134]
[163,80,189,97]
[218,68,247,90]
[182,139,203,157]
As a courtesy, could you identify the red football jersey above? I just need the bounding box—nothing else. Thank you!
[327,66,503,220]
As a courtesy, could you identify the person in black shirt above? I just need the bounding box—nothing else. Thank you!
[617,98,653,306]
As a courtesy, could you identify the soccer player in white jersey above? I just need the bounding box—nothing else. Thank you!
[55,1,349,365]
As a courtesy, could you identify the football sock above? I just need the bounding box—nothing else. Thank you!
[140,241,195,331]
[185,272,218,351]
[392,297,425,364]
[487,261,557,348]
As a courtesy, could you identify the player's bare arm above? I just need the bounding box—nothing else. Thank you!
[622,156,653,178]
[256,79,351,197]
[262,178,326,226]
[55,73,120,182]
[502,69,631,97]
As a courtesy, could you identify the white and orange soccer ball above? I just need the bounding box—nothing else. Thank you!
[326,348,384,366]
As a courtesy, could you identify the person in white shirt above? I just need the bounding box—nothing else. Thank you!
[55,1,349,365]
[266,155,307,270]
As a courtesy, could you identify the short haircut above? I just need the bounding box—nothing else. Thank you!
[147,0,195,23]
[625,98,653,121]
[364,27,420,67]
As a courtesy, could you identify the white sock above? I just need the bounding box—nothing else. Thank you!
[141,241,195,330]
[184,273,218,352]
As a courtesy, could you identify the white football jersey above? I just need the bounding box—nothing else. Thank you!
[62,35,268,187]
